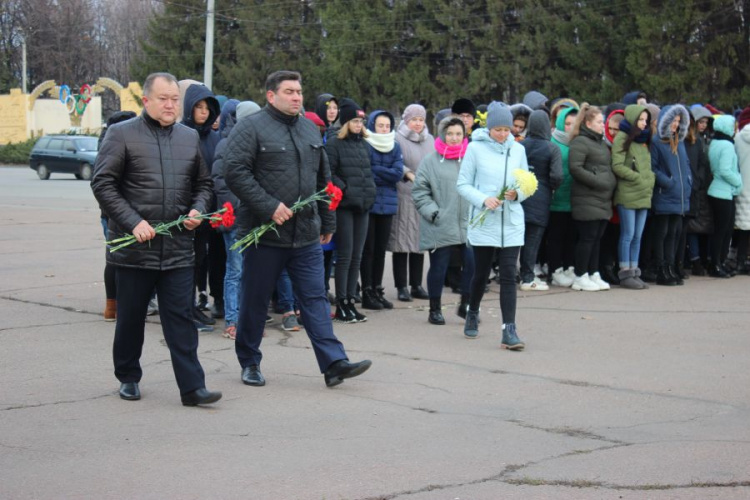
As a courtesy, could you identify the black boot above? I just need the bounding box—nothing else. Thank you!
[690,259,706,276]
[456,293,470,319]
[641,264,657,283]
[347,298,367,322]
[361,287,384,310]
[675,261,689,280]
[397,287,412,302]
[656,265,678,286]
[333,299,355,323]
[668,264,684,285]
[375,287,393,309]
[708,263,729,278]
[410,285,429,300]
[601,265,620,286]
[428,298,445,325]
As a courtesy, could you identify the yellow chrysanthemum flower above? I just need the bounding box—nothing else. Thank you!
[513,169,538,198]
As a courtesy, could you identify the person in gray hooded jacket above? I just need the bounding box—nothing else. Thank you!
[413,117,473,325]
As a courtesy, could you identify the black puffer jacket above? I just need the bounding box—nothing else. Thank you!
[685,135,714,233]
[224,105,335,247]
[91,112,213,270]
[521,110,563,227]
[326,133,376,213]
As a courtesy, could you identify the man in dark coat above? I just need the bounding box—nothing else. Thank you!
[224,70,372,388]
[91,72,222,407]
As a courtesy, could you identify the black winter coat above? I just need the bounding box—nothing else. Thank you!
[685,136,714,233]
[521,111,563,227]
[91,112,213,270]
[223,105,335,247]
[326,134,376,213]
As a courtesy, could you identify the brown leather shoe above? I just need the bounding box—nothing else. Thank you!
[104,299,116,322]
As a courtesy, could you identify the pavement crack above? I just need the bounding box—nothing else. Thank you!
[0,393,111,411]
[506,419,625,444]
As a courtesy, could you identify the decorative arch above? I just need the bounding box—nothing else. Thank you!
[27,80,57,110]
[92,77,124,95]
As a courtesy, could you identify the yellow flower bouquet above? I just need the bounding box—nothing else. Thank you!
[469,169,538,228]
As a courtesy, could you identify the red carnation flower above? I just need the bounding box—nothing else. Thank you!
[325,182,343,211]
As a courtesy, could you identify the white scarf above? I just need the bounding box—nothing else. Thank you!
[364,131,396,153]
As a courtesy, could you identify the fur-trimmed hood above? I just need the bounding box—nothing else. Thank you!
[657,104,690,141]
[510,103,533,120]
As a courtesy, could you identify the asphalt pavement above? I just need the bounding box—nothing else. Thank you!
[1,165,749,499]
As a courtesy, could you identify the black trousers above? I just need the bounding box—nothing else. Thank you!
[392,252,425,288]
[360,213,393,289]
[114,266,206,395]
[574,219,608,276]
[709,197,735,265]
[470,246,520,324]
[547,211,577,271]
[652,214,683,266]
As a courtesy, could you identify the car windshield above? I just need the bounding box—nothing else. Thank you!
[76,138,98,152]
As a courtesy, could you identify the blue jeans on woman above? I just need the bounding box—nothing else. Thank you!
[222,228,243,326]
[426,244,475,299]
[276,268,297,313]
[617,205,648,268]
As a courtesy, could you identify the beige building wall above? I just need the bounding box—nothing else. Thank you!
[0,89,29,144]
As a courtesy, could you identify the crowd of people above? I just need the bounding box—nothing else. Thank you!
[93,70,750,406]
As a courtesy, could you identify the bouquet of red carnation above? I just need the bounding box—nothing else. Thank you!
[209,202,236,229]
[106,202,235,252]
[231,182,343,253]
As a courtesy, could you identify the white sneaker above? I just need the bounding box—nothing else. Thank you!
[520,278,549,291]
[564,266,576,281]
[590,272,610,291]
[551,267,573,287]
[572,273,600,291]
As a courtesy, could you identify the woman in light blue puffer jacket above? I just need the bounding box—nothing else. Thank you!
[457,101,530,350]
[707,114,742,276]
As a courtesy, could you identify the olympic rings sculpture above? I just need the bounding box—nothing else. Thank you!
[58,84,93,115]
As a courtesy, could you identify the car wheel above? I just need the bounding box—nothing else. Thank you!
[79,163,93,181]
[37,164,51,180]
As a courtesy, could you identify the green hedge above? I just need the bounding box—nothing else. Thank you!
[0,138,37,165]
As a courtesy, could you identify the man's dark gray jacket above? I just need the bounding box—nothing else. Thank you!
[91,112,213,270]
[223,104,336,247]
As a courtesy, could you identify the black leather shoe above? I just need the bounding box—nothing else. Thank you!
[397,287,412,302]
[410,285,429,300]
[193,307,216,325]
[119,382,140,401]
[242,365,266,386]
[324,359,372,387]
[181,387,222,406]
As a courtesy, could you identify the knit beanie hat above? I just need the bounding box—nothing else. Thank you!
[338,98,365,125]
[236,101,261,120]
[739,106,750,131]
[451,98,476,116]
[402,104,427,124]
[486,101,513,129]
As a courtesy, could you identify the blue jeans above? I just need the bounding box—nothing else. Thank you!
[236,243,347,372]
[426,244,474,299]
[276,268,296,313]
[617,206,648,268]
[222,229,243,326]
